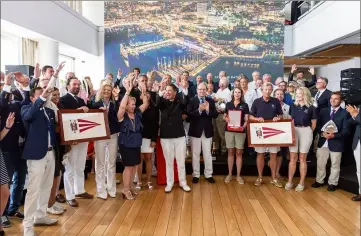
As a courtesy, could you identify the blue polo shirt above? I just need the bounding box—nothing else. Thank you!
[251,97,283,120]
[290,104,317,127]
[225,101,249,132]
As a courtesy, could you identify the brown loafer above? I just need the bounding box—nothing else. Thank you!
[352,194,361,201]
[56,194,66,203]
[75,192,94,199]
[66,199,79,207]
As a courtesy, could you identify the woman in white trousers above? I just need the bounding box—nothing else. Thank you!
[92,83,119,199]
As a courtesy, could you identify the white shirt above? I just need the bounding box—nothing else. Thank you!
[243,89,258,110]
[215,88,231,103]
[248,81,256,91]
[255,88,262,98]
[322,106,340,148]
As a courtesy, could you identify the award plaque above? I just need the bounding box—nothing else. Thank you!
[227,110,243,132]
[58,109,111,144]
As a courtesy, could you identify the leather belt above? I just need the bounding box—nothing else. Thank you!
[295,125,310,128]
[48,147,54,151]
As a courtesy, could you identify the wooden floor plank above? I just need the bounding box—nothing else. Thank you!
[4,175,360,236]
[209,178,229,236]
[200,177,216,236]
[216,177,241,236]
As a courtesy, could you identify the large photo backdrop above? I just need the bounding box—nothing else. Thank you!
[104,1,284,82]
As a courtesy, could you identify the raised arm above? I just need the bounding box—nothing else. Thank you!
[117,75,133,121]
[288,64,297,82]
[138,84,149,113]
[0,112,15,141]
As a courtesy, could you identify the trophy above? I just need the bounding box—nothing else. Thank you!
[215,98,226,113]
[321,120,338,134]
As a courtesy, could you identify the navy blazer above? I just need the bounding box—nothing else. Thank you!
[21,98,56,160]
[317,107,349,152]
[59,93,86,109]
[91,100,119,135]
[187,96,218,138]
[0,90,30,152]
[315,89,331,111]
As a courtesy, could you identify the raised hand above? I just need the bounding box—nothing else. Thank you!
[54,61,66,77]
[118,68,123,77]
[291,64,297,73]
[308,66,315,75]
[34,63,41,78]
[42,87,54,98]
[4,72,14,86]
[6,112,15,128]
[346,104,359,117]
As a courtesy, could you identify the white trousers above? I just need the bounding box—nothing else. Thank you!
[95,134,118,198]
[316,147,342,185]
[161,137,187,186]
[191,133,213,178]
[64,142,88,200]
[354,141,361,194]
[23,151,55,228]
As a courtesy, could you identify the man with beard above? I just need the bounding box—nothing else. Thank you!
[59,77,93,207]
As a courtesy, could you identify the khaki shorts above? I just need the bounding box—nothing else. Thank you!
[225,132,246,149]
[254,146,279,154]
[289,126,313,153]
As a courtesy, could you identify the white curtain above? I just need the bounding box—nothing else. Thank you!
[22,38,38,66]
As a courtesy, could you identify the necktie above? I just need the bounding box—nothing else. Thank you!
[330,109,336,120]
[315,91,320,101]
[44,110,56,147]
[200,97,204,104]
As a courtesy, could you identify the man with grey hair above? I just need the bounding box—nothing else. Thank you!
[248,71,260,91]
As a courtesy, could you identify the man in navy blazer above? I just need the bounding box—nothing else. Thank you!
[313,77,331,111]
[187,82,218,184]
[312,91,349,191]
[0,73,30,227]
[346,105,361,201]
[21,87,58,236]
[59,77,93,207]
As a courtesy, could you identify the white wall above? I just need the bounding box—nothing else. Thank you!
[1,1,99,56]
[316,58,361,91]
[284,1,361,56]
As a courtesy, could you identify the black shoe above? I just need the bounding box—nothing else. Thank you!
[352,194,361,201]
[206,177,215,183]
[192,177,199,184]
[0,228,4,236]
[0,216,10,228]
[327,185,337,191]
[311,182,324,188]
[8,210,24,220]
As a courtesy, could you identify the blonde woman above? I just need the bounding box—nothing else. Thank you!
[285,87,317,192]
[91,83,119,199]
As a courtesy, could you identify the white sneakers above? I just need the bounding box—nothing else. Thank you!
[23,227,35,236]
[164,184,191,193]
[33,216,58,226]
[46,202,65,215]
[285,182,304,192]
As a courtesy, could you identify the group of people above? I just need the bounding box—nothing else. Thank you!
[0,63,360,236]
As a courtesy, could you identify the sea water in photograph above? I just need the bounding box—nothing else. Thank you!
[104,1,284,82]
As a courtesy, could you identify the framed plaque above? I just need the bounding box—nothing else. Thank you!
[58,109,111,144]
[247,119,295,147]
[227,110,243,132]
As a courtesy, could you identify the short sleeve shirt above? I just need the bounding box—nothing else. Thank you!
[290,104,317,126]
[250,97,283,120]
[225,101,249,132]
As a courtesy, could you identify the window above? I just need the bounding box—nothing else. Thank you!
[1,34,21,72]
[63,1,82,14]
[58,54,75,79]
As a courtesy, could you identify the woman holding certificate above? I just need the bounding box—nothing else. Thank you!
[285,87,317,192]
[223,87,249,184]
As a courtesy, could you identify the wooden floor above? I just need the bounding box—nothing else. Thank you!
[4,174,360,236]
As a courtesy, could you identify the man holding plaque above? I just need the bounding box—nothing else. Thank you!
[312,91,349,191]
[249,82,284,188]
[187,82,218,184]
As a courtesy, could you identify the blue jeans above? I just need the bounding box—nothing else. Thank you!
[2,150,27,215]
